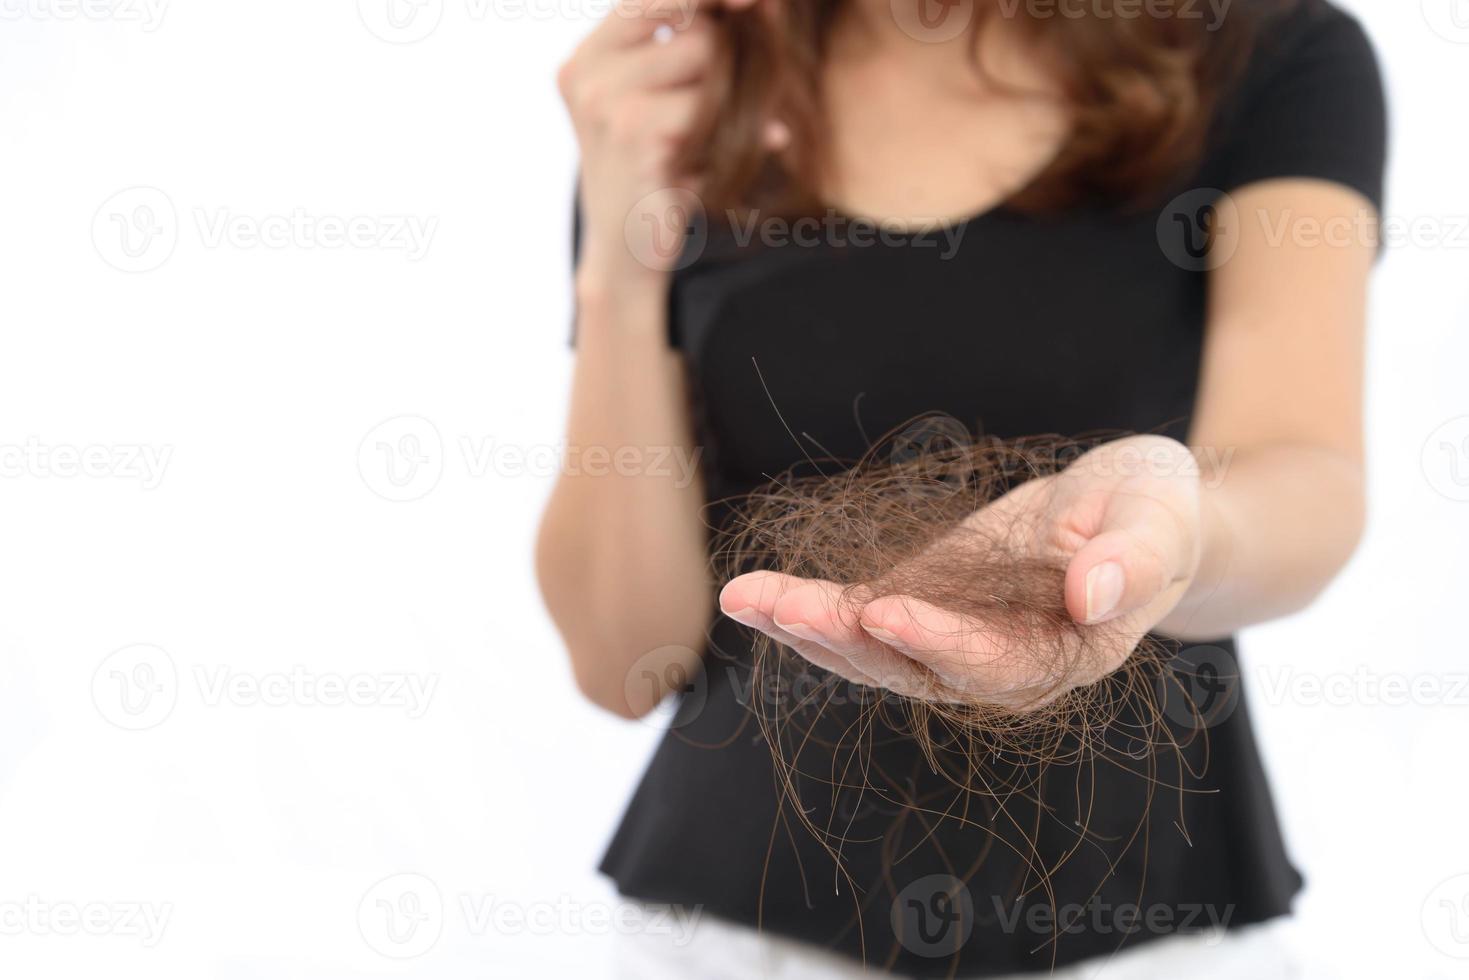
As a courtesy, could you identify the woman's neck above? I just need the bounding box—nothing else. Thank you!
[829,0,1055,98]
[835,0,978,59]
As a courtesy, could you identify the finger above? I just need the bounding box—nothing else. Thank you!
[600,18,715,92]
[629,89,704,142]
[769,581,943,698]
[720,570,804,622]
[1063,487,1197,625]
[720,573,878,687]
[592,0,757,50]
[858,594,1050,697]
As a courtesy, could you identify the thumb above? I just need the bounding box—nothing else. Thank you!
[1063,492,1196,626]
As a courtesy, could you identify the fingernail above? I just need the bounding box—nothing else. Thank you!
[773,620,821,643]
[861,623,900,645]
[1084,562,1125,623]
[723,604,757,626]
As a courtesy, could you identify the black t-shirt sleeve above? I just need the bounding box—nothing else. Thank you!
[568,192,582,346]
[1216,1,1387,212]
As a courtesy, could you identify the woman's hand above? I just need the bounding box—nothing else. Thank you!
[718,435,1205,710]
[558,0,758,285]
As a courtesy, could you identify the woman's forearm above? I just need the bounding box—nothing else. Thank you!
[535,276,712,717]
[1156,443,1366,640]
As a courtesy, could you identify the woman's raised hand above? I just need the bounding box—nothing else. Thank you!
[558,0,760,282]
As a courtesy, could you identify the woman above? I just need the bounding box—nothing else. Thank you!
[537,0,1385,975]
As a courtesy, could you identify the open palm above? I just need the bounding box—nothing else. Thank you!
[718,435,1204,710]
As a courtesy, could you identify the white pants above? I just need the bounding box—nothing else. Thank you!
[614,907,1298,980]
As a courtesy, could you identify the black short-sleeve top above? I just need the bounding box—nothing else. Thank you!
[585,1,1387,974]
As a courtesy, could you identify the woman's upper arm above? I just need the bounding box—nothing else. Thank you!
[1188,4,1386,460]
[1188,178,1376,461]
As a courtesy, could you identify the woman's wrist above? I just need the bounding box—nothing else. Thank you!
[1153,477,1237,639]
[575,254,669,332]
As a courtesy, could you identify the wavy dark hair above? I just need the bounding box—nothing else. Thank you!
[675,0,1289,214]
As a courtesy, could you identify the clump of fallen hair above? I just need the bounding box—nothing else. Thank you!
[717,423,1174,750]
[713,420,1196,942]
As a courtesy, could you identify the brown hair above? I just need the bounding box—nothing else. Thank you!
[677,0,1283,215]
[715,424,1209,966]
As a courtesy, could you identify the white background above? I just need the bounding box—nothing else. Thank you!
[0,1,1466,977]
